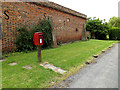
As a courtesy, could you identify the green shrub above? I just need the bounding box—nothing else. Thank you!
[72,40,75,43]
[15,18,53,52]
[30,18,53,49]
[87,36,90,40]
[57,41,61,46]
[109,27,120,40]
[95,31,107,40]
[15,26,35,52]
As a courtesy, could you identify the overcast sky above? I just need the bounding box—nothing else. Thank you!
[49,0,120,22]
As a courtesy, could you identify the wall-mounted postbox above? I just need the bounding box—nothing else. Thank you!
[34,32,43,45]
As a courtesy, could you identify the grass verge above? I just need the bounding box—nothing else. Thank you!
[2,40,117,88]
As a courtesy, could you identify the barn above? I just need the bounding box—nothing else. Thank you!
[1,1,87,53]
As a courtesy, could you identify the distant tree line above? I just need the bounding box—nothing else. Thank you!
[86,16,120,40]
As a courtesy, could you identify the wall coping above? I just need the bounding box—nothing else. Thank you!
[30,2,87,19]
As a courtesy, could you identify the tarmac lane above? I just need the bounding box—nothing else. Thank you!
[56,43,119,88]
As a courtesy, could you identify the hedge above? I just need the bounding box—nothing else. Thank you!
[109,27,120,40]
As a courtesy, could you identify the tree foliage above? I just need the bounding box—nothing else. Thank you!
[86,17,110,40]
[108,16,120,28]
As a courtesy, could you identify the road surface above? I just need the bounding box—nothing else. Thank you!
[55,43,119,88]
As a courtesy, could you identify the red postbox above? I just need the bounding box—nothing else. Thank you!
[34,32,43,45]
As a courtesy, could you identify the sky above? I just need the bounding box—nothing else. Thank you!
[49,0,120,22]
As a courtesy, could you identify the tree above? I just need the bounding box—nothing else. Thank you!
[86,17,110,40]
[108,16,120,28]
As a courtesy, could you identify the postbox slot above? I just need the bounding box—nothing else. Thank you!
[39,34,42,36]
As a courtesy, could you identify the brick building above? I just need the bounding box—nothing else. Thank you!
[1,1,87,53]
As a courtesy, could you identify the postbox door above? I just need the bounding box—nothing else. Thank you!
[34,32,43,45]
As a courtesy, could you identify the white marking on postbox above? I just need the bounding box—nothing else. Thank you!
[40,39,42,43]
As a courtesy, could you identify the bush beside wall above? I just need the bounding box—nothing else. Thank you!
[15,18,53,52]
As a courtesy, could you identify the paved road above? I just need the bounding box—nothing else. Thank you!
[56,43,119,88]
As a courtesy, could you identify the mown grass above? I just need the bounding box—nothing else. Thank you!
[2,40,117,88]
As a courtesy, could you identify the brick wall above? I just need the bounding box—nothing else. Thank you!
[2,2,86,52]
[0,2,2,57]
